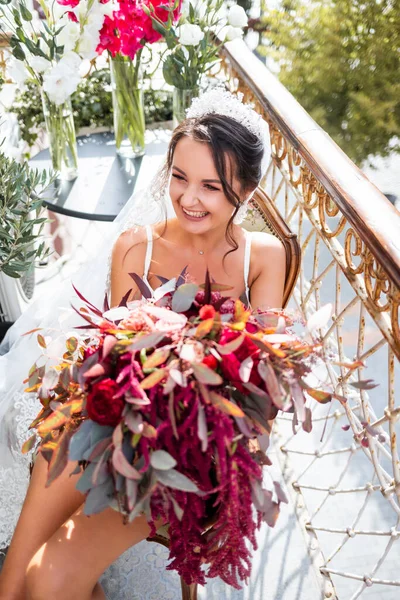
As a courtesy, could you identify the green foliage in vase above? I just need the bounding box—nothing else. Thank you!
[256,0,400,165]
[0,144,53,278]
[9,69,173,152]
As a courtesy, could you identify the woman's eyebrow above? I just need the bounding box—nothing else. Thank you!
[172,165,221,184]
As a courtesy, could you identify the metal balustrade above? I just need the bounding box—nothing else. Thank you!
[219,38,400,600]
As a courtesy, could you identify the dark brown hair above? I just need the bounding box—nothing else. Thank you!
[166,113,265,257]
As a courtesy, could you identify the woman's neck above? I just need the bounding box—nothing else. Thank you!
[165,219,241,256]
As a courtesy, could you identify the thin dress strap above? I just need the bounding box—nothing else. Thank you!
[143,224,153,284]
[243,231,252,305]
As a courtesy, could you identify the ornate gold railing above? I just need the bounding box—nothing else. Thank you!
[219,39,400,599]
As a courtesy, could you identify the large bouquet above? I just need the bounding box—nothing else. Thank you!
[23,272,339,588]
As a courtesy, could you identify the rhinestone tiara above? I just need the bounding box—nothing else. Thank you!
[186,88,266,143]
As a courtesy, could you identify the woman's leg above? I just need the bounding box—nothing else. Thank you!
[25,504,159,600]
[0,453,85,600]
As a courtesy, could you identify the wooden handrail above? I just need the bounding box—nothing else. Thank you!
[221,39,400,290]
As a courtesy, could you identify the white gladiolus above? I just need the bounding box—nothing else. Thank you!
[178,23,204,46]
[57,18,80,53]
[42,61,81,105]
[223,25,244,41]
[60,51,82,72]
[228,5,248,29]
[78,30,101,61]
[29,55,50,73]
[7,58,29,87]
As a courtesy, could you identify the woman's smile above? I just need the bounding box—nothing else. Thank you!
[181,206,210,221]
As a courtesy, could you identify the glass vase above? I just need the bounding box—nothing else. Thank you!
[41,91,78,181]
[172,86,200,126]
[110,56,146,159]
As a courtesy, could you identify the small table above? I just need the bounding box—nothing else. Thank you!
[31,129,171,222]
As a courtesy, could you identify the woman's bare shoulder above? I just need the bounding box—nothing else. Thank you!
[111,225,148,266]
[249,231,286,265]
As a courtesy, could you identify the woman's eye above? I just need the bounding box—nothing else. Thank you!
[172,173,185,181]
[204,184,219,191]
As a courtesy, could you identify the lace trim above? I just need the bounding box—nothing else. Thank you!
[0,392,41,549]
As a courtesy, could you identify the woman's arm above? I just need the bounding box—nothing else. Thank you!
[110,227,147,308]
[248,232,286,311]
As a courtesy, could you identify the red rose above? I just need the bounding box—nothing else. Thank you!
[199,304,216,320]
[86,379,124,426]
[202,354,218,370]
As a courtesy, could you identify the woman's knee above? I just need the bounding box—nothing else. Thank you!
[25,547,73,600]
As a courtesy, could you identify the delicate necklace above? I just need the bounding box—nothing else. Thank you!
[199,250,204,255]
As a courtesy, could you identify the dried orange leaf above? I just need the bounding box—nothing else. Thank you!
[140,368,167,389]
[209,392,245,417]
[143,348,171,370]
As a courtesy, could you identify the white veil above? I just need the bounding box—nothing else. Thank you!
[0,161,171,549]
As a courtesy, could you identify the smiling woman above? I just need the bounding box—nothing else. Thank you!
[110,111,286,312]
[0,89,287,600]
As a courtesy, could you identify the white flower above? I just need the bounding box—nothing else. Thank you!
[59,51,82,72]
[42,61,81,105]
[77,28,101,61]
[178,23,205,46]
[29,55,50,73]
[6,58,29,88]
[57,18,80,53]
[228,5,248,29]
[222,25,244,41]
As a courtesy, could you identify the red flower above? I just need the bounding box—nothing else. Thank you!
[86,379,124,426]
[199,304,216,320]
[66,10,78,22]
[56,0,80,7]
[202,354,218,370]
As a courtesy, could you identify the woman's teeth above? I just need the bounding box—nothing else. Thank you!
[182,207,209,218]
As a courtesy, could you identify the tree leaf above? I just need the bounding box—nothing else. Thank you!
[155,468,199,492]
[195,318,214,338]
[215,333,244,355]
[143,347,170,370]
[306,388,332,404]
[21,433,37,454]
[150,450,177,471]
[192,363,222,385]
[37,409,69,434]
[350,379,379,390]
[171,283,198,312]
[112,447,141,480]
[46,428,73,487]
[209,391,245,417]
[239,356,253,383]
[129,332,166,351]
[197,402,208,452]
[140,368,167,389]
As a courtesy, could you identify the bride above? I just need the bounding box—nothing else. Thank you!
[0,89,286,599]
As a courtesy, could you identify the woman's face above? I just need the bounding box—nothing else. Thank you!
[169,136,242,233]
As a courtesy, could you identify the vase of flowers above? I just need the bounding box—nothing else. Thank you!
[110,54,145,158]
[98,0,182,157]
[0,0,115,178]
[41,90,78,180]
[149,0,249,123]
[172,85,199,125]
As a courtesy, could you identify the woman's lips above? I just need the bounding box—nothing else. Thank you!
[181,206,210,222]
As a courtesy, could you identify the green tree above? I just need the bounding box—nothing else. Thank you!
[256,0,400,165]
